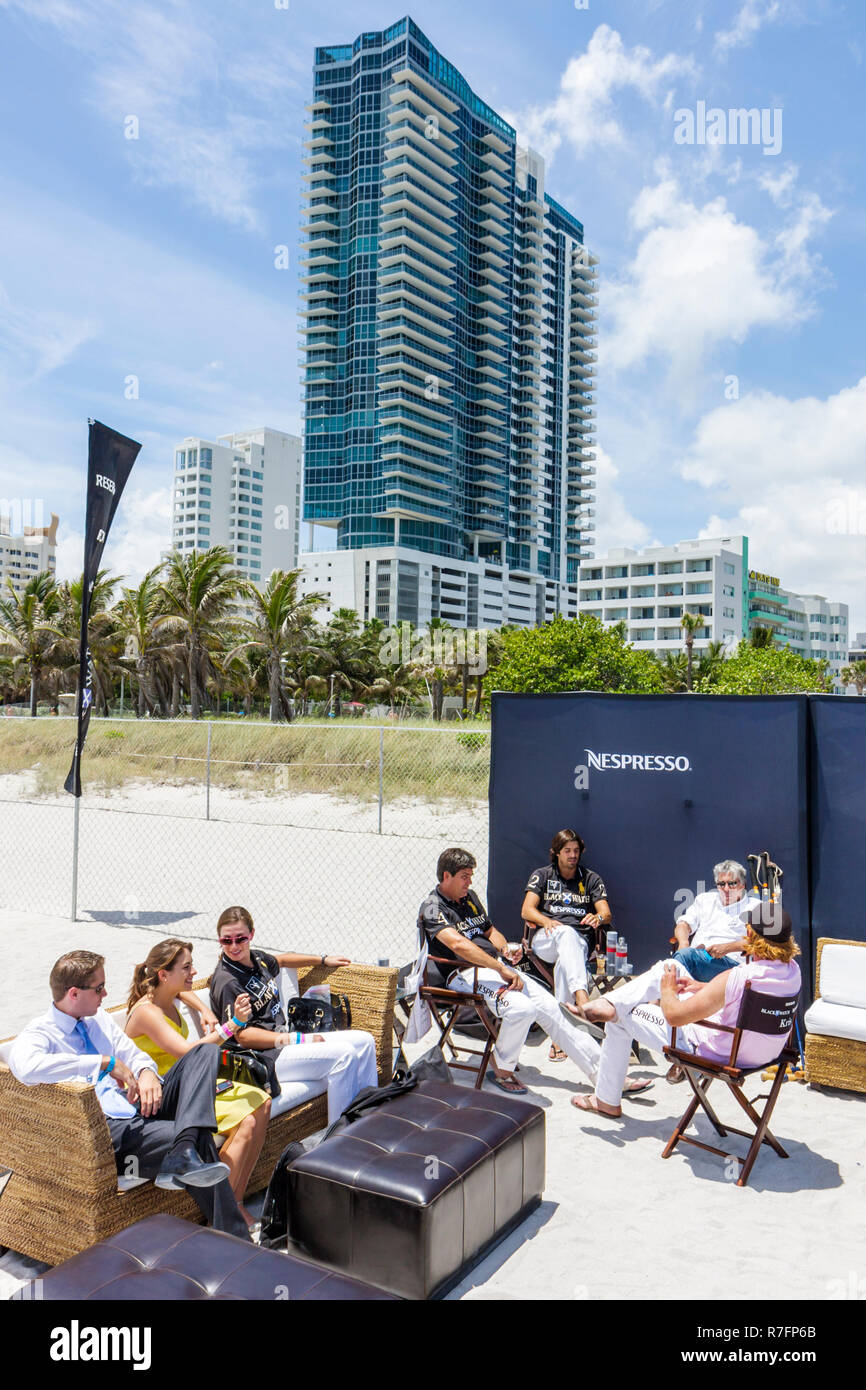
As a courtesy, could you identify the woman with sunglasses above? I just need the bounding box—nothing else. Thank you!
[209,907,378,1125]
[125,938,271,1229]
[521,828,612,1059]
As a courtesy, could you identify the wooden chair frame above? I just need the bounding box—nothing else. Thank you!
[661,982,800,1188]
[419,954,499,1088]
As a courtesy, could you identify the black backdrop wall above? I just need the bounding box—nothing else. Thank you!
[809,696,866,957]
[488,693,812,993]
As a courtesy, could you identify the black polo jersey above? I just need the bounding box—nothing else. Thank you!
[209,948,286,1034]
[417,886,499,975]
[524,864,607,940]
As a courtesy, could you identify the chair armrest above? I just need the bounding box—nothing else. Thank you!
[0,1063,122,1196]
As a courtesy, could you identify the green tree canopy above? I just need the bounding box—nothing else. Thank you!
[485,614,664,697]
[706,641,831,694]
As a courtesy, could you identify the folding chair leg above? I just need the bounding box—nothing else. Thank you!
[661,1092,702,1159]
[430,998,461,1060]
[727,1074,790,1186]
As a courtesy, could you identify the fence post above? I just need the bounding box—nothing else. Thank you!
[378,725,384,835]
[70,795,80,921]
[205,721,213,821]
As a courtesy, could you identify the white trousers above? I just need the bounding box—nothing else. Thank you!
[448,966,601,1079]
[530,925,590,1001]
[274,1030,379,1124]
[594,959,701,1107]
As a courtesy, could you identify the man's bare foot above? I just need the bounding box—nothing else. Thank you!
[582,997,616,1024]
[623,1077,654,1095]
[571,1093,622,1117]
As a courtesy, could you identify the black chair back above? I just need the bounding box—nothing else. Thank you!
[736,984,800,1037]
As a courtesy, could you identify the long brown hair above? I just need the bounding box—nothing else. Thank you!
[126,938,193,1013]
[216,906,254,936]
[549,829,586,867]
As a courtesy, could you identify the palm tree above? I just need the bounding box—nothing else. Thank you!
[679,612,705,693]
[156,548,247,720]
[0,572,65,715]
[226,568,324,722]
[58,571,125,716]
[749,625,775,649]
[318,608,368,717]
[841,660,866,696]
[658,650,688,693]
[363,663,418,715]
[116,566,174,716]
[695,639,726,689]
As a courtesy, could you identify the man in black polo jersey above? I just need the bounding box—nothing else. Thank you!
[416,847,645,1098]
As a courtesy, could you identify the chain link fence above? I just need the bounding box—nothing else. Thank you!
[0,717,491,966]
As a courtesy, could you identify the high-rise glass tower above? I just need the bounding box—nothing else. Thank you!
[300,16,597,626]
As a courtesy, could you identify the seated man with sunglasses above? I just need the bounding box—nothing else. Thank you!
[672,860,756,983]
[8,949,249,1239]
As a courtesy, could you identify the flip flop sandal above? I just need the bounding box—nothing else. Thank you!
[570,1094,621,1117]
[549,1045,568,1062]
[487,1072,528,1095]
[622,1078,654,1096]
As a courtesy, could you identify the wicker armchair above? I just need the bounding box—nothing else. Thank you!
[804,938,866,1094]
[0,962,396,1265]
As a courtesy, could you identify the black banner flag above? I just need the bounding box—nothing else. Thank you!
[64,420,141,796]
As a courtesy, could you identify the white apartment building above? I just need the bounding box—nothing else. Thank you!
[578,536,750,653]
[171,428,302,584]
[746,566,849,692]
[0,510,58,593]
[299,545,580,629]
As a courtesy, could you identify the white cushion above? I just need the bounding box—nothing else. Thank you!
[819,944,866,1009]
[270,1076,328,1119]
[805,998,866,1043]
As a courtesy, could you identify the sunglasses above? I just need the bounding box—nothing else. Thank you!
[220,934,250,946]
[716,881,740,888]
[82,981,108,994]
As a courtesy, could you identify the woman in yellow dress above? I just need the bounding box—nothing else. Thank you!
[125,938,271,1229]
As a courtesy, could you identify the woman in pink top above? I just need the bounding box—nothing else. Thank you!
[571,905,800,1117]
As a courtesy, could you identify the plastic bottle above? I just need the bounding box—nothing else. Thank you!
[606,930,617,976]
[616,936,628,976]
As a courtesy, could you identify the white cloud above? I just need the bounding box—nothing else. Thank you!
[715,0,783,53]
[509,25,695,164]
[603,171,829,374]
[681,379,866,626]
[0,283,97,387]
[56,487,172,586]
[590,445,655,555]
[0,0,302,232]
[758,163,800,207]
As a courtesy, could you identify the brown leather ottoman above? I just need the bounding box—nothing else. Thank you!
[11,1214,397,1300]
[286,1080,545,1299]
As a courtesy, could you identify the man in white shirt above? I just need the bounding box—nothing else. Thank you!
[672,859,756,983]
[9,949,248,1238]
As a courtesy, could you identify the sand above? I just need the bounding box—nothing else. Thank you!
[1,906,864,1302]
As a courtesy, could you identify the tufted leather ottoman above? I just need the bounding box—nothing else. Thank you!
[11,1214,397,1300]
[286,1080,545,1299]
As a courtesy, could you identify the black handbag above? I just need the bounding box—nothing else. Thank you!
[283,992,352,1033]
[218,1046,272,1094]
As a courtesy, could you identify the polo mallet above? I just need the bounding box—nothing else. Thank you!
[765,858,783,903]
[747,853,765,898]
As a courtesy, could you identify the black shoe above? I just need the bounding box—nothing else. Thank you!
[155,1141,230,1190]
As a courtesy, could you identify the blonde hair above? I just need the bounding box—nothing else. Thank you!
[745,928,800,964]
[126,938,193,1013]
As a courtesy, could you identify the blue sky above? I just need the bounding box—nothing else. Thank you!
[1,0,864,629]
